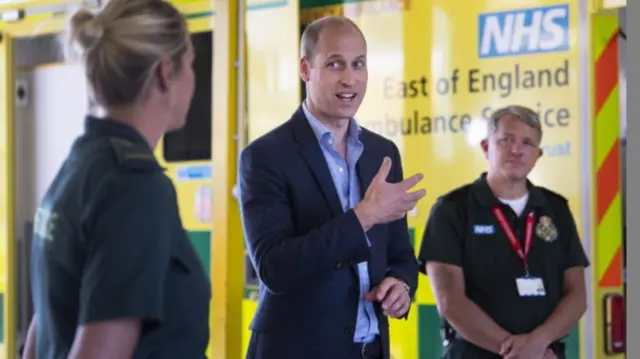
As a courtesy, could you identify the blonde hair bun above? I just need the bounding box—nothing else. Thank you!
[68,8,103,52]
[63,0,189,109]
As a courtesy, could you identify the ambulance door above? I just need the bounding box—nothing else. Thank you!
[0,30,81,359]
[154,1,215,356]
[12,35,89,355]
[242,0,301,354]
[0,30,17,359]
[593,7,626,358]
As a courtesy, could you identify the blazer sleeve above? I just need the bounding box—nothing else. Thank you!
[385,141,419,303]
[238,142,371,295]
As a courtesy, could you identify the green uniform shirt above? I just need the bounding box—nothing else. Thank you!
[417,173,589,358]
[30,117,211,359]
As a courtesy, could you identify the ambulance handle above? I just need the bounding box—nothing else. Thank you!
[603,293,625,354]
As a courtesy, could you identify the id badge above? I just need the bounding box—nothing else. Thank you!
[516,277,546,297]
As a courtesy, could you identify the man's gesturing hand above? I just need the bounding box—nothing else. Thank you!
[355,157,426,230]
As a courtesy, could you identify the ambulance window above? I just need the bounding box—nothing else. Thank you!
[163,31,213,162]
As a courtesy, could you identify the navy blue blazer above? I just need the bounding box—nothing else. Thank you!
[238,106,419,359]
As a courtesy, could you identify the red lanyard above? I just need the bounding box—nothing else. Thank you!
[492,206,535,276]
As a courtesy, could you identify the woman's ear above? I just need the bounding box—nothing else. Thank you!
[155,56,174,93]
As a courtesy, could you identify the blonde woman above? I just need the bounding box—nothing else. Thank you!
[22,0,210,358]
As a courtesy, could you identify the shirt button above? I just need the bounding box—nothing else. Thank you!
[338,167,344,173]
[344,326,354,336]
[328,138,333,145]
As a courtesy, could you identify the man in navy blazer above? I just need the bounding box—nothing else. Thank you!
[238,16,426,359]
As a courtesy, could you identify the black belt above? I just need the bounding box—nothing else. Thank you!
[356,336,382,359]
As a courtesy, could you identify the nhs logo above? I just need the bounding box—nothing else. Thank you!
[474,225,495,235]
[478,5,570,58]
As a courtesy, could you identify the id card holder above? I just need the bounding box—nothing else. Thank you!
[516,276,546,297]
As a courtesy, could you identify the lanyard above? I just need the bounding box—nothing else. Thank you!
[492,206,535,276]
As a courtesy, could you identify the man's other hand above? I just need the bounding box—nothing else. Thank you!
[500,333,549,359]
[365,277,411,318]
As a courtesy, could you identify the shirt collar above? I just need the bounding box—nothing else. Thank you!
[471,172,548,209]
[301,101,362,143]
[84,115,149,147]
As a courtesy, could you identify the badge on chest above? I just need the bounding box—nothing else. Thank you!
[492,206,547,297]
[516,276,546,297]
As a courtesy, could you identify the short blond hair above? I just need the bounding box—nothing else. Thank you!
[64,0,189,109]
[487,105,542,140]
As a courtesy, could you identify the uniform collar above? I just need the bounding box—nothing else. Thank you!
[84,115,150,148]
[471,172,547,209]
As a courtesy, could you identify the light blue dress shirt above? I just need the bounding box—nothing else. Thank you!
[302,102,379,343]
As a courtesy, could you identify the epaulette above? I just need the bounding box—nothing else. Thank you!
[538,186,568,203]
[439,183,473,203]
[109,137,164,171]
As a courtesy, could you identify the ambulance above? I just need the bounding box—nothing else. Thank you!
[0,0,626,358]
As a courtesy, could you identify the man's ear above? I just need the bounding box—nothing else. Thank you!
[480,138,489,156]
[300,57,311,82]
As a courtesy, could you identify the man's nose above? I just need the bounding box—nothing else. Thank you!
[340,69,357,86]
[510,142,525,155]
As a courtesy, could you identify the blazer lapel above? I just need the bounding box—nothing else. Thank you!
[292,107,343,217]
[356,134,379,200]
[356,134,382,278]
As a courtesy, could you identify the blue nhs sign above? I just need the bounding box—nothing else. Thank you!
[478,5,570,58]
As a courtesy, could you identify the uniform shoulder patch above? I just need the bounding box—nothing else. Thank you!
[109,137,164,171]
